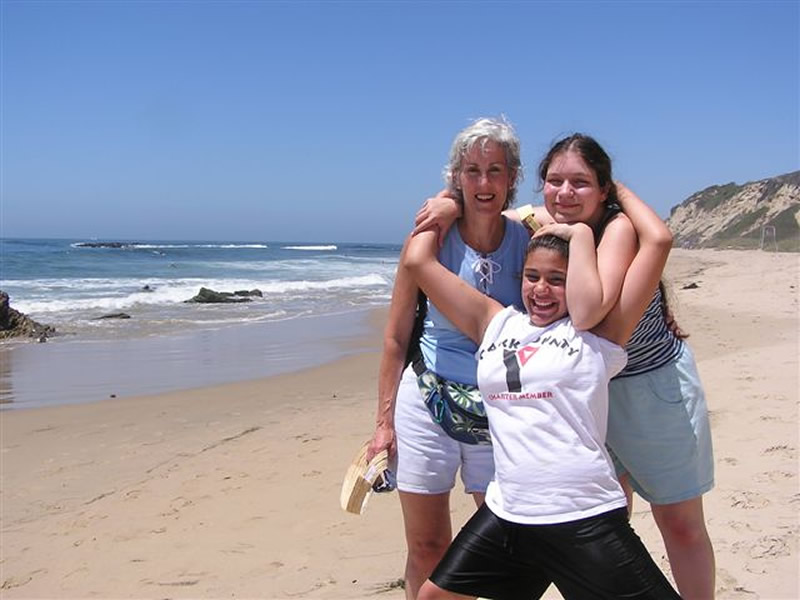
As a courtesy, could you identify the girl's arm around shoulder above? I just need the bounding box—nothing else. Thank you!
[412,190,460,247]
[404,230,502,344]
[533,214,636,331]
[507,204,554,236]
[589,212,638,324]
[593,185,673,346]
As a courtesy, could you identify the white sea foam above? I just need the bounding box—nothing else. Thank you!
[254,274,385,294]
[281,245,337,251]
[11,273,389,315]
[140,310,290,326]
[5,239,399,349]
[70,242,269,249]
[161,243,269,249]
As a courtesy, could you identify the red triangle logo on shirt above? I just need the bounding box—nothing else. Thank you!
[517,346,539,366]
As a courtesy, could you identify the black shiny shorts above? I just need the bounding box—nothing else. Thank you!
[430,504,681,600]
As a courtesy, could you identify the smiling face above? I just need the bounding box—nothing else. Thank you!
[521,247,569,326]
[456,140,515,216]
[543,150,608,227]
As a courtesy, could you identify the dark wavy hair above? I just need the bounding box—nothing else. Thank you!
[526,234,569,260]
[537,133,620,226]
[537,134,688,338]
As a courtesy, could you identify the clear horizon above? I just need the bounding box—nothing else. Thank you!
[2,1,798,244]
[0,235,405,244]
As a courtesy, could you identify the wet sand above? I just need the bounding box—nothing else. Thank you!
[0,310,378,409]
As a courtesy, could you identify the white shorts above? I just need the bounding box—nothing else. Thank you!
[393,366,494,495]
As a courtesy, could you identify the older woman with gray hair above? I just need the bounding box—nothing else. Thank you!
[367,117,531,599]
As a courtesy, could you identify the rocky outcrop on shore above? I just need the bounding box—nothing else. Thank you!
[185,287,263,303]
[666,170,800,251]
[0,291,56,341]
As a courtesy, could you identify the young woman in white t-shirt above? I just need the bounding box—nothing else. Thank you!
[403,183,681,600]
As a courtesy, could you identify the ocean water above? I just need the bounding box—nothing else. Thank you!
[0,238,401,409]
[1,238,400,340]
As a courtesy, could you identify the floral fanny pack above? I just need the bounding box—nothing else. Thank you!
[412,357,491,446]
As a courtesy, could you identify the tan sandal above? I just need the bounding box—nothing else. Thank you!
[340,441,390,514]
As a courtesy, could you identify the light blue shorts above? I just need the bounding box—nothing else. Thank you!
[393,366,494,495]
[607,344,714,505]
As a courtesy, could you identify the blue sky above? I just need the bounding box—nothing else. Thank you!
[2,0,797,243]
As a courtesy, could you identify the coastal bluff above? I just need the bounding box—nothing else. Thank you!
[666,170,800,251]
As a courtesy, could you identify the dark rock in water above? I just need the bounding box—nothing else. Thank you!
[0,290,57,340]
[0,292,8,325]
[234,289,263,297]
[682,282,700,290]
[93,312,132,320]
[74,242,131,248]
[185,287,252,303]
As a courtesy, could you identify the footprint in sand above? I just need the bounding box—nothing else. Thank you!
[160,496,194,517]
[747,534,791,559]
[283,576,336,597]
[0,569,47,590]
[726,520,757,533]
[63,566,89,580]
[762,444,797,459]
[372,578,405,593]
[728,490,769,509]
[220,542,256,555]
[1,576,32,590]
[149,579,200,587]
[753,470,795,483]
[758,412,779,421]
[716,568,757,597]
[731,532,793,577]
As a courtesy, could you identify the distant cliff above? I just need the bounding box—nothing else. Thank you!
[666,171,800,251]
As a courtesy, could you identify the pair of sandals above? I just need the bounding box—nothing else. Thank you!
[340,441,395,515]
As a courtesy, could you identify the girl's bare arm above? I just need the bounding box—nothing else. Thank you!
[404,230,502,344]
[593,185,673,346]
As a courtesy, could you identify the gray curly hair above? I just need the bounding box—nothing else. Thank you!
[443,116,523,209]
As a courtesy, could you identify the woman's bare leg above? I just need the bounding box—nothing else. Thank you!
[652,496,715,599]
[399,491,453,600]
[417,579,475,600]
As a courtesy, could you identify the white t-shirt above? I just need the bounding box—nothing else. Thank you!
[478,307,628,524]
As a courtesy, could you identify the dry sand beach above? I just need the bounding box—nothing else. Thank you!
[1,248,798,599]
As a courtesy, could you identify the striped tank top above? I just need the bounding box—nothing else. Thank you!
[614,286,684,378]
